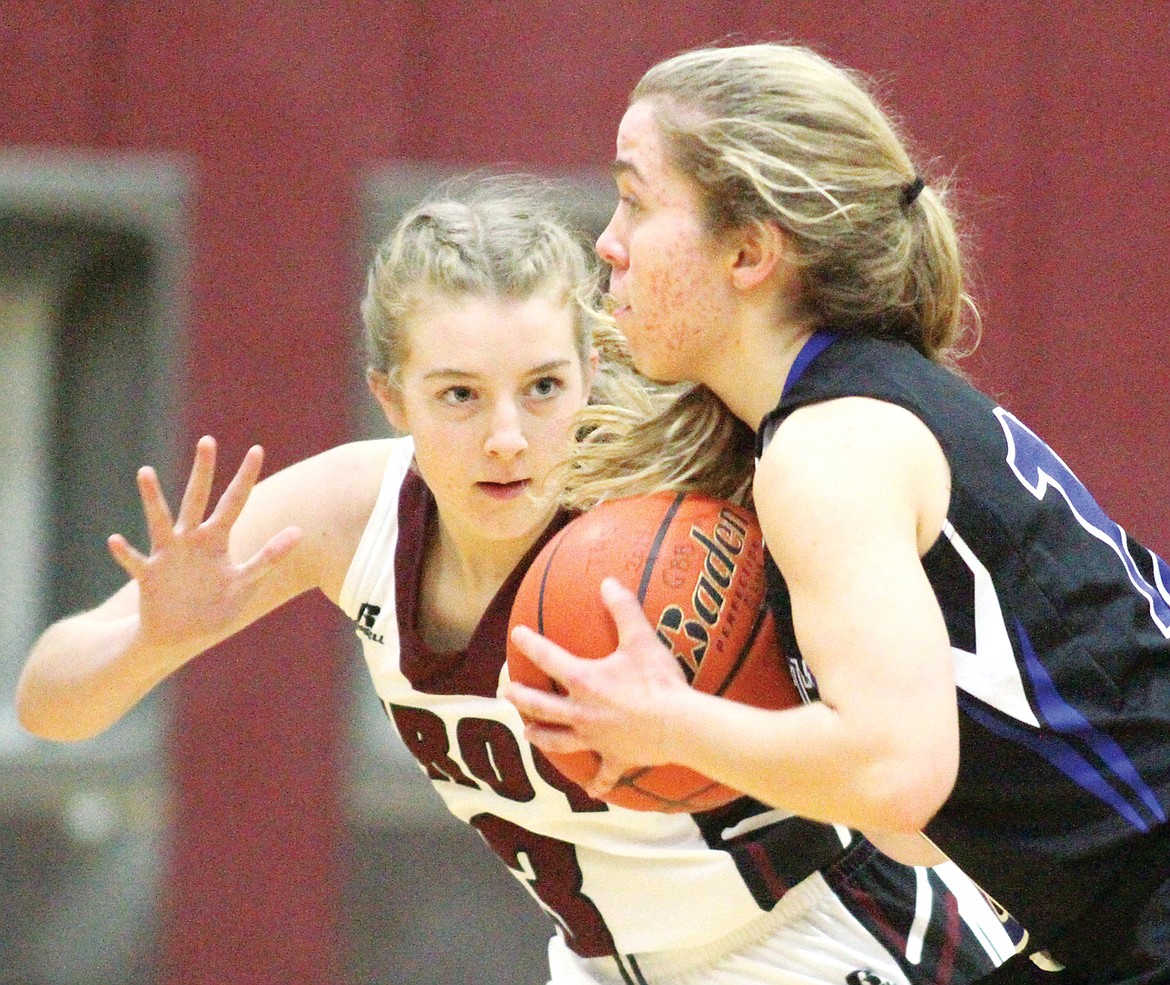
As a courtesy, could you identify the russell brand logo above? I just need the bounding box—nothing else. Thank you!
[356,602,385,644]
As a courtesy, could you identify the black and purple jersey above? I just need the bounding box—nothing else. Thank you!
[757,331,1170,979]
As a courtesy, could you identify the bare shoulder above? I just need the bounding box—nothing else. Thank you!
[754,397,949,562]
[288,438,401,522]
[765,396,939,459]
[235,437,410,602]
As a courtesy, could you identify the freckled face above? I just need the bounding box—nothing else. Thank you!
[595,100,737,385]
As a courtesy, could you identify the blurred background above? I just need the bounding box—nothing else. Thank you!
[1,3,1167,984]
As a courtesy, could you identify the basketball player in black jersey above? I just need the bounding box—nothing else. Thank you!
[507,43,1170,985]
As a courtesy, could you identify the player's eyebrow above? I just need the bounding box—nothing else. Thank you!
[611,158,642,183]
[421,358,572,382]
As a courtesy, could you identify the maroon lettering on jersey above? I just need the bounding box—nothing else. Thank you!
[471,812,616,958]
[389,704,477,787]
[531,748,609,813]
[456,718,536,802]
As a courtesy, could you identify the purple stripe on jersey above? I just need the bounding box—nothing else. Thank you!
[1017,620,1166,825]
[781,330,840,400]
[838,876,908,955]
[959,696,1153,833]
[936,887,961,985]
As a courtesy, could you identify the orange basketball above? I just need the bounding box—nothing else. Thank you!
[506,491,799,812]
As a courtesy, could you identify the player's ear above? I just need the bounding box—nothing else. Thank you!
[368,369,408,433]
[729,219,787,294]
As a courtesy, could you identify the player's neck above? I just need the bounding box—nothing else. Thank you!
[418,522,537,652]
[706,312,816,431]
[431,511,545,600]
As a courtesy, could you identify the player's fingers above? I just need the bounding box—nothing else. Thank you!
[208,444,265,531]
[107,533,147,580]
[136,466,175,548]
[521,719,591,755]
[503,680,576,727]
[587,759,626,798]
[175,436,217,531]
[237,525,302,580]
[509,625,591,689]
[599,577,659,648]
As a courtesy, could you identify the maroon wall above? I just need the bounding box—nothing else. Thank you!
[3,4,1167,983]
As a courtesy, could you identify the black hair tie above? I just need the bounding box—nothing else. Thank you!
[901,176,925,208]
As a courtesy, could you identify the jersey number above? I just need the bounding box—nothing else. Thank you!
[996,407,1170,636]
[470,813,615,958]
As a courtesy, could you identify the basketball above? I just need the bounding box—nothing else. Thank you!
[506,491,800,813]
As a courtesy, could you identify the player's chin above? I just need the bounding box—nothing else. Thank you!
[626,347,684,386]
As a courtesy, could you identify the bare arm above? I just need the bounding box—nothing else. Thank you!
[507,397,958,833]
[862,829,948,867]
[16,436,388,742]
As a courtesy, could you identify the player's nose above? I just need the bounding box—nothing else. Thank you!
[484,399,527,457]
[596,215,626,270]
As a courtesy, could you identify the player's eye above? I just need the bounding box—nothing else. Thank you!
[440,385,475,405]
[528,376,564,400]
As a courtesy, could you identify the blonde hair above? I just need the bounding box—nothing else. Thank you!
[363,175,603,385]
[561,43,979,510]
[360,175,662,480]
[557,379,756,510]
[636,43,978,362]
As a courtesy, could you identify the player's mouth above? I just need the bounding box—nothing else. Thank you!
[477,479,530,500]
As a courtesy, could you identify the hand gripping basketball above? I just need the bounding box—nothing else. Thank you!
[508,577,693,798]
[506,492,800,813]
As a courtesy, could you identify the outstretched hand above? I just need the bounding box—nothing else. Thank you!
[505,577,692,799]
[107,435,302,650]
